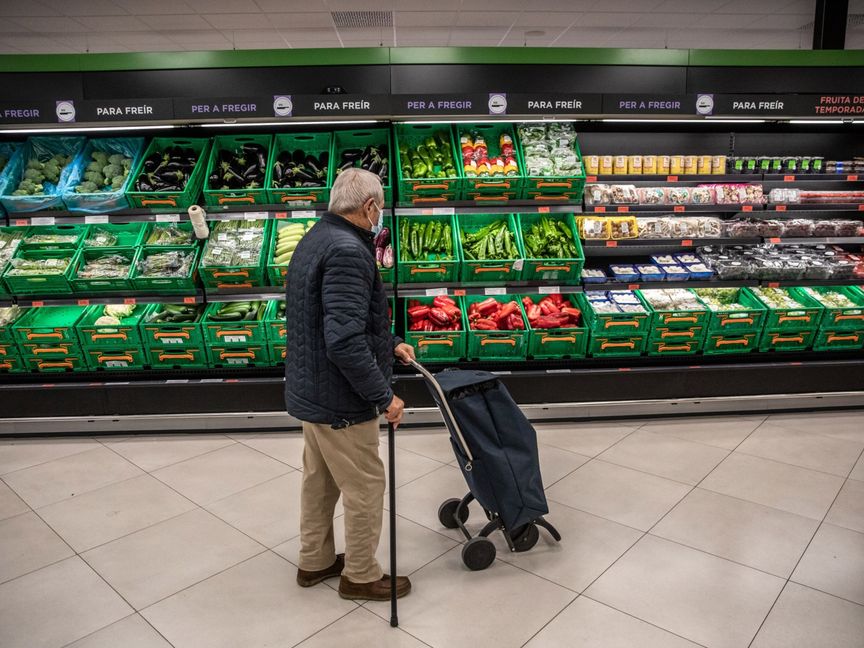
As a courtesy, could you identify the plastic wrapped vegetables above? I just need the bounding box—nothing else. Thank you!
[74,150,133,194]
[79,254,131,279]
[521,217,578,258]
[750,287,809,310]
[7,256,72,276]
[399,131,457,179]
[201,220,266,267]
[0,230,25,267]
[137,250,194,278]
[0,305,22,327]
[95,304,137,326]
[693,288,748,312]
[146,224,193,246]
[802,288,859,308]
[13,153,73,195]
[517,122,581,176]
[460,219,518,260]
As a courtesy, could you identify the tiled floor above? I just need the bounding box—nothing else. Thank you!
[1,410,863,648]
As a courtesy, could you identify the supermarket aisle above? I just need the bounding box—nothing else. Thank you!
[0,410,862,648]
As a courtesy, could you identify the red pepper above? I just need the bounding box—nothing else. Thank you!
[441,304,461,320]
[526,304,541,322]
[549,294,565,304]
[408,305,431,322]
[428,308,451,326]
[409,320,425,331]
[539,299,561,315]
[422,320,434,332]
[477,297,499,316]
[496,301,518,322]
[508,313,525,330]
[433,295,456,308]
[521,296,534,308]
[561,307,582,322]
[535,315,568,329]
[472,318,497,330]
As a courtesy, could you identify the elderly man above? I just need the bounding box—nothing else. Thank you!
[285,167,414,601]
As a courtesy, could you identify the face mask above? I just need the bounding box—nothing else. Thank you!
[367,203,383,236]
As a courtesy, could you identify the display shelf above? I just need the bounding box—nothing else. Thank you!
[581,238,758,255]
[584,204,763,214]
[763,174,862,183]
[396,282,582,297]
[765,204,864,212]
[205,283,395,302]
[769,237,864,245]
[584,174,761,184]
[583,279,758,290]
[394,203,581,216]
[12,292,204,308]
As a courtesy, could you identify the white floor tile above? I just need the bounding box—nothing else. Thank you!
[364,547,575,648]
[652,488,819,578]
[141,552,356,648]
[65,613,172,648]
[0,478,29,521]
[537,444,591,486]
[37,474,196,552]
[82,508,264,609]
[0,436,99,475]
[792,523,864,606]
[388,465,474,540]
[0,556,132,648]
[850,454,864,482]
[525,596,701,647]
[700,453,844,520]
[380,440,446,489]
[826,478,864,534]
[390,427,456,464]
[0,511,73,583]
[534,421,637,457]
[587,535,785,648]
[237,432,305,469]
[105,434,235,472]
[2,447,143,509]
[750,582,864,648]
[295,607,427,648]
[546,460,691,531]
[767,411,864,444]
[638,415,765,450]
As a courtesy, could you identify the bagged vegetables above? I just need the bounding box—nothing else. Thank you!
[407,295,463,331]
[693,288,750,312]
[136,250,195,278]
[201,220,266,267]
[94,303,137,326]
[145,224,193,246]
[517,122,582,176]
[0,229,24,269]
[78,254,131,279]
[0,305,22,327]
[7,255,72,276]
[522,295,582,329]
[801,288,859,309]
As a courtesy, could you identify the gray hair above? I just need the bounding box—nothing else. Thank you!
[328,167,384,215]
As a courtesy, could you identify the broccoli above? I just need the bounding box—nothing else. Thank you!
[26,159,43,171]
[86,161,103,173]
[92,151,109,162]
[83,170,103,184]
[121,157,132,169]
[44,169,60,184]
[102,164,122,179]
[76,181,99,193]
[23,168,44,182]
[11,189,28,196]
[111,175,124,189]
[107,153,125,166]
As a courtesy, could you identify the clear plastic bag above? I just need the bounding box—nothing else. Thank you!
[0,136,86,213]
[62,137,145,214]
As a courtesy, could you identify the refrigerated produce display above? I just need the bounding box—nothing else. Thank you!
[0,46,862,425]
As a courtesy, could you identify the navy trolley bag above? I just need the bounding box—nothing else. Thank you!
[410,360,561,571]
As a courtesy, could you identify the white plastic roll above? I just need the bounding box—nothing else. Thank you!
[188,204,210,240]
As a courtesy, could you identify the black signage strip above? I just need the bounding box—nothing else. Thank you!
[78,98,174,122]
[712,93,864,117]
[602,94,696,115]
[507,93,603,115]
[0,101,63,124]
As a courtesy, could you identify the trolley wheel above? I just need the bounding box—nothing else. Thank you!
[511,523,540,552]
[438,498,469,529]
[462,537,496,571]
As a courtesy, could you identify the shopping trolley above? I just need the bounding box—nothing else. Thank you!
[409,359,561,571]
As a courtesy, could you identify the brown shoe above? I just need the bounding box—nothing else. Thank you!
[296,554,345,587]
[338,574,412,601]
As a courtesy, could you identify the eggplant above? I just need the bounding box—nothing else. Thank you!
[378,161,388,180]
[292,149,305,165]
[242,164,259,180]
[136,178,153,192]
[273,161,284,183]
[368,160,381,175]
[342,149,362,161]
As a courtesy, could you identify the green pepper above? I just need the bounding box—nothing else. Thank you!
[443,224,452,256]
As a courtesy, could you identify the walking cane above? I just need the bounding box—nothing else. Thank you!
[388,420,398,627]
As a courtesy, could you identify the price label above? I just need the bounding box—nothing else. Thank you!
[616,206,629,213]
[453,289,466,296]
[628,284,641,290]
[769,237,782,244]
[123,297,136,305]
[666,175,679,182]
[538,286,560,294]
[183,296,196,304]
[291,210,316,219]
[767,282,780,288]
[155,214,180,223]
[31,301,44,307]
[84,215,110,224]
[783,175,795,182]
[681,239,693,247]
[274,212,288,219]
[425,288,448,296]
[77,299,90,306]
[858,204,864,211]
[243,211,267,220]
[742,205,753,212]
[537,206,550,213]
[775,205,787,212]
[431,207,455,215]
[605,240,618,247]
[513,259,524,271]
[673,205,685,212]
[14,219,27,226]
[594,206,607,213]
[848,174,859,182]
[31,216,55,226]
[484,287,506,295]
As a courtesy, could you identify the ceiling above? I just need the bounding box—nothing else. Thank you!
[0,0,862,54]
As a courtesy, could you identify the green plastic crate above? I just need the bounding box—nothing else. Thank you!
[267,132,333,206]
[83,223,145,249]
[464,295,528,361]
[85,346,146,371]
[130,247,200,294]
[0,227,27,298]
[759,329,815,352]
[202,134,272,207]
[812,329,864,351]
[207,344,270,368]
[271,344,286,365]
[579,292,651,336]
[24,355,87,373]
[333,128,393,204]
[4,248,78,295]
[199,221,269,290]
[797,286,864,331]
[0,351,24,373]
[202,301,267,346]
[649,325,706,345]
[456,213,524,283]
[140,222,196,247]
[20,224,86,251]
[646,338,703,355]
[378,215,395,285]
[264,300,286,343]
[139,303,206,350]
[70,247,137,293]
[703,331,761,354]
[523,294,588,359]
[403,296,467,363]
[588,333,647,357]
[516,213,584,283]
[126,137,211,210]
[456,123,524,202]
[77,304,144,348]
[395,215,460,284]
[266,218,317,287]
[19,342,79,360]
[0,341,21,363]
[516,126,586,201]
[694,288,767,334]
[145,345,209,369]
[13,306,86,346]
[394,124,463,205]
[748,287,823,332]
[639,288,709,331]
[0,305,27,344]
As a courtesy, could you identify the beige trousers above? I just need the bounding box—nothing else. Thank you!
[298,417,386,584]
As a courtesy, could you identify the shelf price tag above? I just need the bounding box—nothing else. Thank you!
[767,282,780,288]
[84,215,110,224]
[123,297,137,305]
[425,288,448,297]
[848,174,859,182]
[627,284,640,291]
[14,219,27,226]
[783,175,795,182]
[31,301,44,307]
[453,289,466,296]
[537,206,550,213]
[183,296,196,304]
[858,204,864,211]
[742,205,753,212]
[605,240,618,247]
[274,212,287,219]
[681,239,693,247]
[76,299,90,306]
[155,214,180,223]
[484,287,506,295]
[775,205,787,212]
[673,205,685,212]
[585,175,597,182]
[243,211,267,220]
[31,216,55,226]
[666,175,678,182]
[769,237,781,244]
[616,206,629,213]
[431,207,455,215]
[538,286,560,294]
[291,210,316,219]
[594,206,606,213]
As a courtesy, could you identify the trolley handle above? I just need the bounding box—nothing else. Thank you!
[407,358,474,469]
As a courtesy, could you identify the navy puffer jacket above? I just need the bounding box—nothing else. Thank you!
[284,211,397,427]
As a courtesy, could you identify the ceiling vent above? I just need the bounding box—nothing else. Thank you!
[331,11,393,28]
